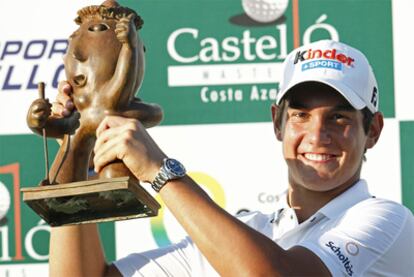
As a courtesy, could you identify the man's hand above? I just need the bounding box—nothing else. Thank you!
[93,115,167,182]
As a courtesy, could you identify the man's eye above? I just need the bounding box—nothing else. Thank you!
[332,113,351,124]
[88,23,109,32]
[333,114,348,120]
[290,112,309,121]
[293,112,308,118]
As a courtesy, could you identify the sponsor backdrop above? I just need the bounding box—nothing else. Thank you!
[0,0,413,275]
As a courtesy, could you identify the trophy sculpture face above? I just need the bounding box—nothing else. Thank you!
[64,9,146,109]
[65,18,124,90]
[22,1,163,226]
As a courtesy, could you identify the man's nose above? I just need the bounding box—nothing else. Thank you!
[306,118,331,145]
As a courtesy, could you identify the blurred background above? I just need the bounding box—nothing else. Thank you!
[0,0,413,275]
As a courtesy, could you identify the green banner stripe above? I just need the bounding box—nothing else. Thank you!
[400,121,414,213]
[99,222,116,262]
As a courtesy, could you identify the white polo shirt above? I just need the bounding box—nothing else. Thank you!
[114,180,414,276]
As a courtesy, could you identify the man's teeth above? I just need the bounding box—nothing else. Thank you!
[304,153,333,161]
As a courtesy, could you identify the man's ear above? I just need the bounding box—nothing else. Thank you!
[271,103,283,141]
[365,112,384,149]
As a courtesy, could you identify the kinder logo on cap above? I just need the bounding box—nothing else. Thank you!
[294,48,355,69]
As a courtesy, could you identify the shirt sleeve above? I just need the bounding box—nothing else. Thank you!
[113,212,273,277]
[299,199,414,277]
[113,237,196,277]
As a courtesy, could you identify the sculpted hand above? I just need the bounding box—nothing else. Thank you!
[115,14,137,47]
[52,81,75,117]
[27,98,52,129]
[34,80,80,138]
[93,115,167,182]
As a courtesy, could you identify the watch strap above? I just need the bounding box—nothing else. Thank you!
[151,167,169,192]
[151,158,186,192]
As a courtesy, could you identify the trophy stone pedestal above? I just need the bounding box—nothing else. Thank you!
[21,177,160,226]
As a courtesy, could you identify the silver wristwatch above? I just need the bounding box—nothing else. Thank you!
[151,158,186,192]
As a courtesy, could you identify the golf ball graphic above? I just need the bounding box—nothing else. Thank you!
[0,182,10,220]
[242,0,289,23]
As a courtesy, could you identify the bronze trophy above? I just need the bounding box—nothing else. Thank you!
[21,1,162,226]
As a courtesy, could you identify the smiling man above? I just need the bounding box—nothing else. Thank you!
[49,40,414,276]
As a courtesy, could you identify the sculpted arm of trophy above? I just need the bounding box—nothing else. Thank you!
[105,14,139,105]
[122,99,163,128]
[93,116,331,276]
[26,83,80,138]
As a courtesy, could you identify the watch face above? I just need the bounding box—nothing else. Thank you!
[165,158,186,177]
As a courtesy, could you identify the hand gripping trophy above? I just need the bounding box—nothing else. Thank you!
[22,0,163,226]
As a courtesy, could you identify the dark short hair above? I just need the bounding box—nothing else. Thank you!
[275,88,374,134]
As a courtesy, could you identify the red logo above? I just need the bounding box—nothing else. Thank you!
[294,48,355,66]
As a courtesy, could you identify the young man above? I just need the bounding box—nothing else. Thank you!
[49,40,414,276]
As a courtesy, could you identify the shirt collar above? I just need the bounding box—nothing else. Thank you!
[317,179,372,219]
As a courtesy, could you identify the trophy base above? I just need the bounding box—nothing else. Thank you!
[21,176,160,226]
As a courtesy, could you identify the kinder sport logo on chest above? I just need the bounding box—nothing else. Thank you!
[294,48,355,72]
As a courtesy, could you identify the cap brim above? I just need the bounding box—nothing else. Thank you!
[278,79,366,110]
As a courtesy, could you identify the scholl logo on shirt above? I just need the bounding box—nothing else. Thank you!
[294,48,355,72]
[325,241,354,276]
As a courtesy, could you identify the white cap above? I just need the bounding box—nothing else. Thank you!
[277,40,379,113]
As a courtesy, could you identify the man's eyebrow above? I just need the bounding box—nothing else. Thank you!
[288,101,355,111]
[288,102,306,109]
[332,104,355,111]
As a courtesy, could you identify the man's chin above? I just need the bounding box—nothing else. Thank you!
[295,174,341,192]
